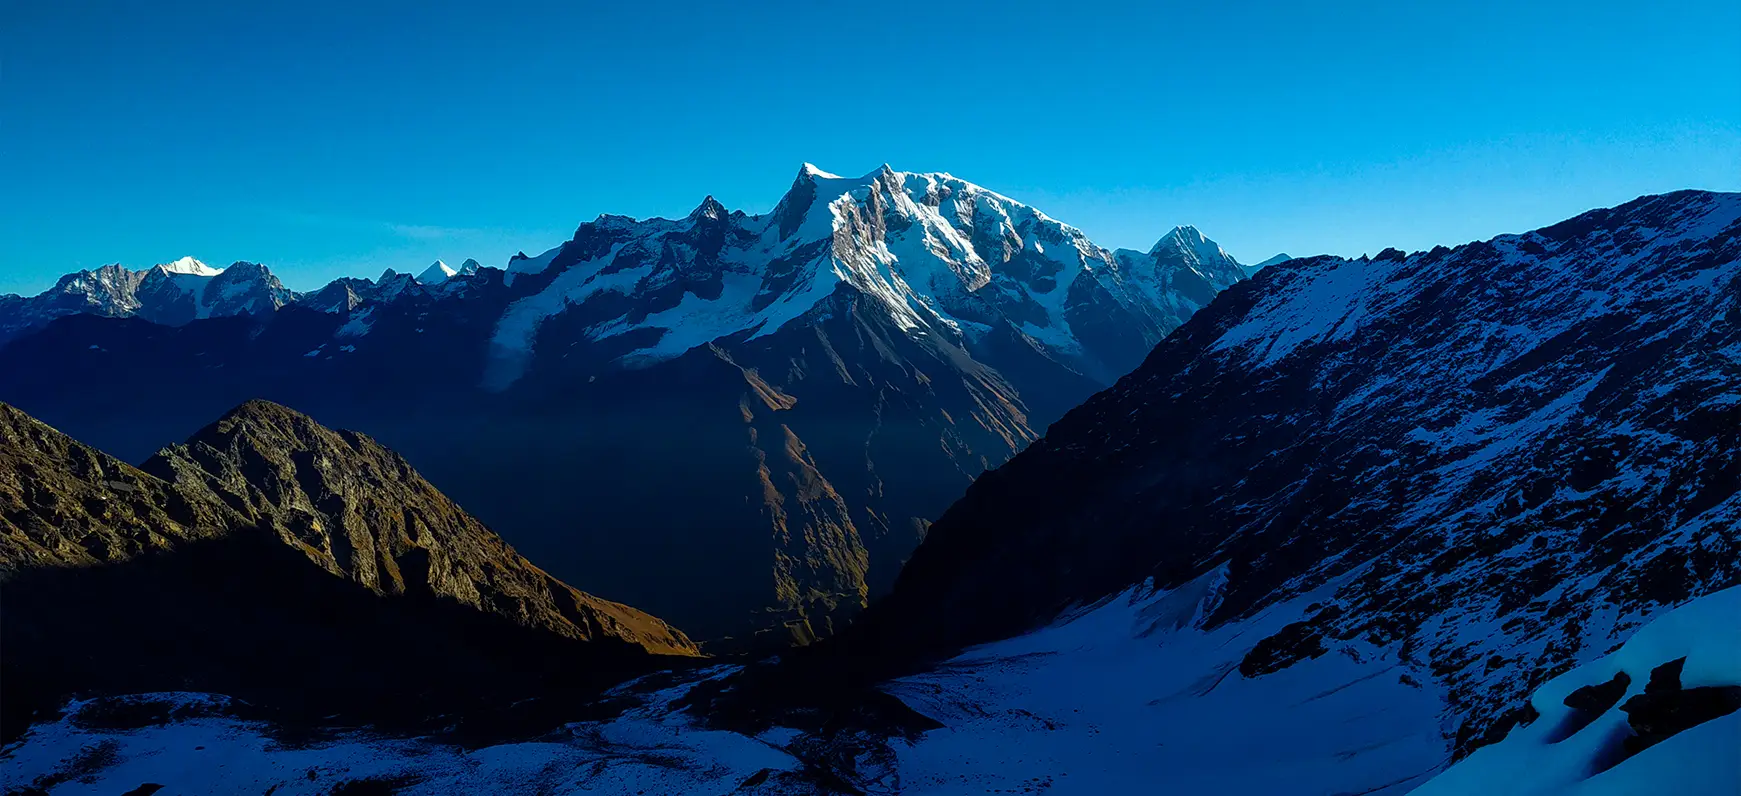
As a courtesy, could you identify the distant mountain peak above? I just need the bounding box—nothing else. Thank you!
[798,162,841,180]
[417,259,459,283]
[1148,225,1225,258]
[688,195,727,222]
[210,397,310,429]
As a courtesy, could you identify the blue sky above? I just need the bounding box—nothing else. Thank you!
[2,0,1736,294]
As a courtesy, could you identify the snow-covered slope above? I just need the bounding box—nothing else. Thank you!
[1414,585,1740,796]
[878,568,1448,794]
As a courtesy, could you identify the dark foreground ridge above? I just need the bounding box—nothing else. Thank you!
[0,400,697,743]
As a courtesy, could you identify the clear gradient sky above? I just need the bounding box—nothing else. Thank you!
[2,0,1737,294]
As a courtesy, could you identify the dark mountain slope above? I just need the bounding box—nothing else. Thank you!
[0,402,697,740]
[831,190,1741,751]
[141,400,695,654]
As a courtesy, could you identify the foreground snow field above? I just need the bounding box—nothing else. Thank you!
[5,582,1737,794]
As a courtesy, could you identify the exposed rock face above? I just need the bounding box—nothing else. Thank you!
[141,400,695,654]
[0,166,1249,643]
[840,190,1741,752]
[0,400,697,739]
[1620,658,1741,756]
[0,264,148,343]
[0,403,235,573]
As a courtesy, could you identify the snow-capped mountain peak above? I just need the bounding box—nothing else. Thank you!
[156,256,221,276]
[1148,224,1234,263]
[417,260,459,284]
[687,196,728,222]
[798,162,842,180]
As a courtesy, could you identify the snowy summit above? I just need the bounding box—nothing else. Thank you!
[157,256,222,277]
[417,260,458,284]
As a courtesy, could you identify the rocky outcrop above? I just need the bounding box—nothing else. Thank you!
[0,403,237,573]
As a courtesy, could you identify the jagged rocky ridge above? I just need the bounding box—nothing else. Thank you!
[142,399,694,655]
[0,165,1250,643]
[0,258,296,344]
[824,189,1740,753]
[0,400,696,739]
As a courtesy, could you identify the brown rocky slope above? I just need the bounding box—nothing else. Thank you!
[0,400,696,740]
[139,399,694,654]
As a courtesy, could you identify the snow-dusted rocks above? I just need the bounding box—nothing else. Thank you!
[0,258,294,343]
[138,261,297,325]
[484,165,1244,388]
[1414,586,1741,795]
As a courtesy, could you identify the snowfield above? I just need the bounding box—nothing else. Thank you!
[11,579,1731,794]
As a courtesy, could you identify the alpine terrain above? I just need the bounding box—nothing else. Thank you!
[3,187,1733,794]
[0,165,1251,643]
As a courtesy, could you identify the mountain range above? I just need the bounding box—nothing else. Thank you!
[0,256,491,341]
[0,182,1734,794]
[0,165,1261,643]
[723,187,1739,789]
